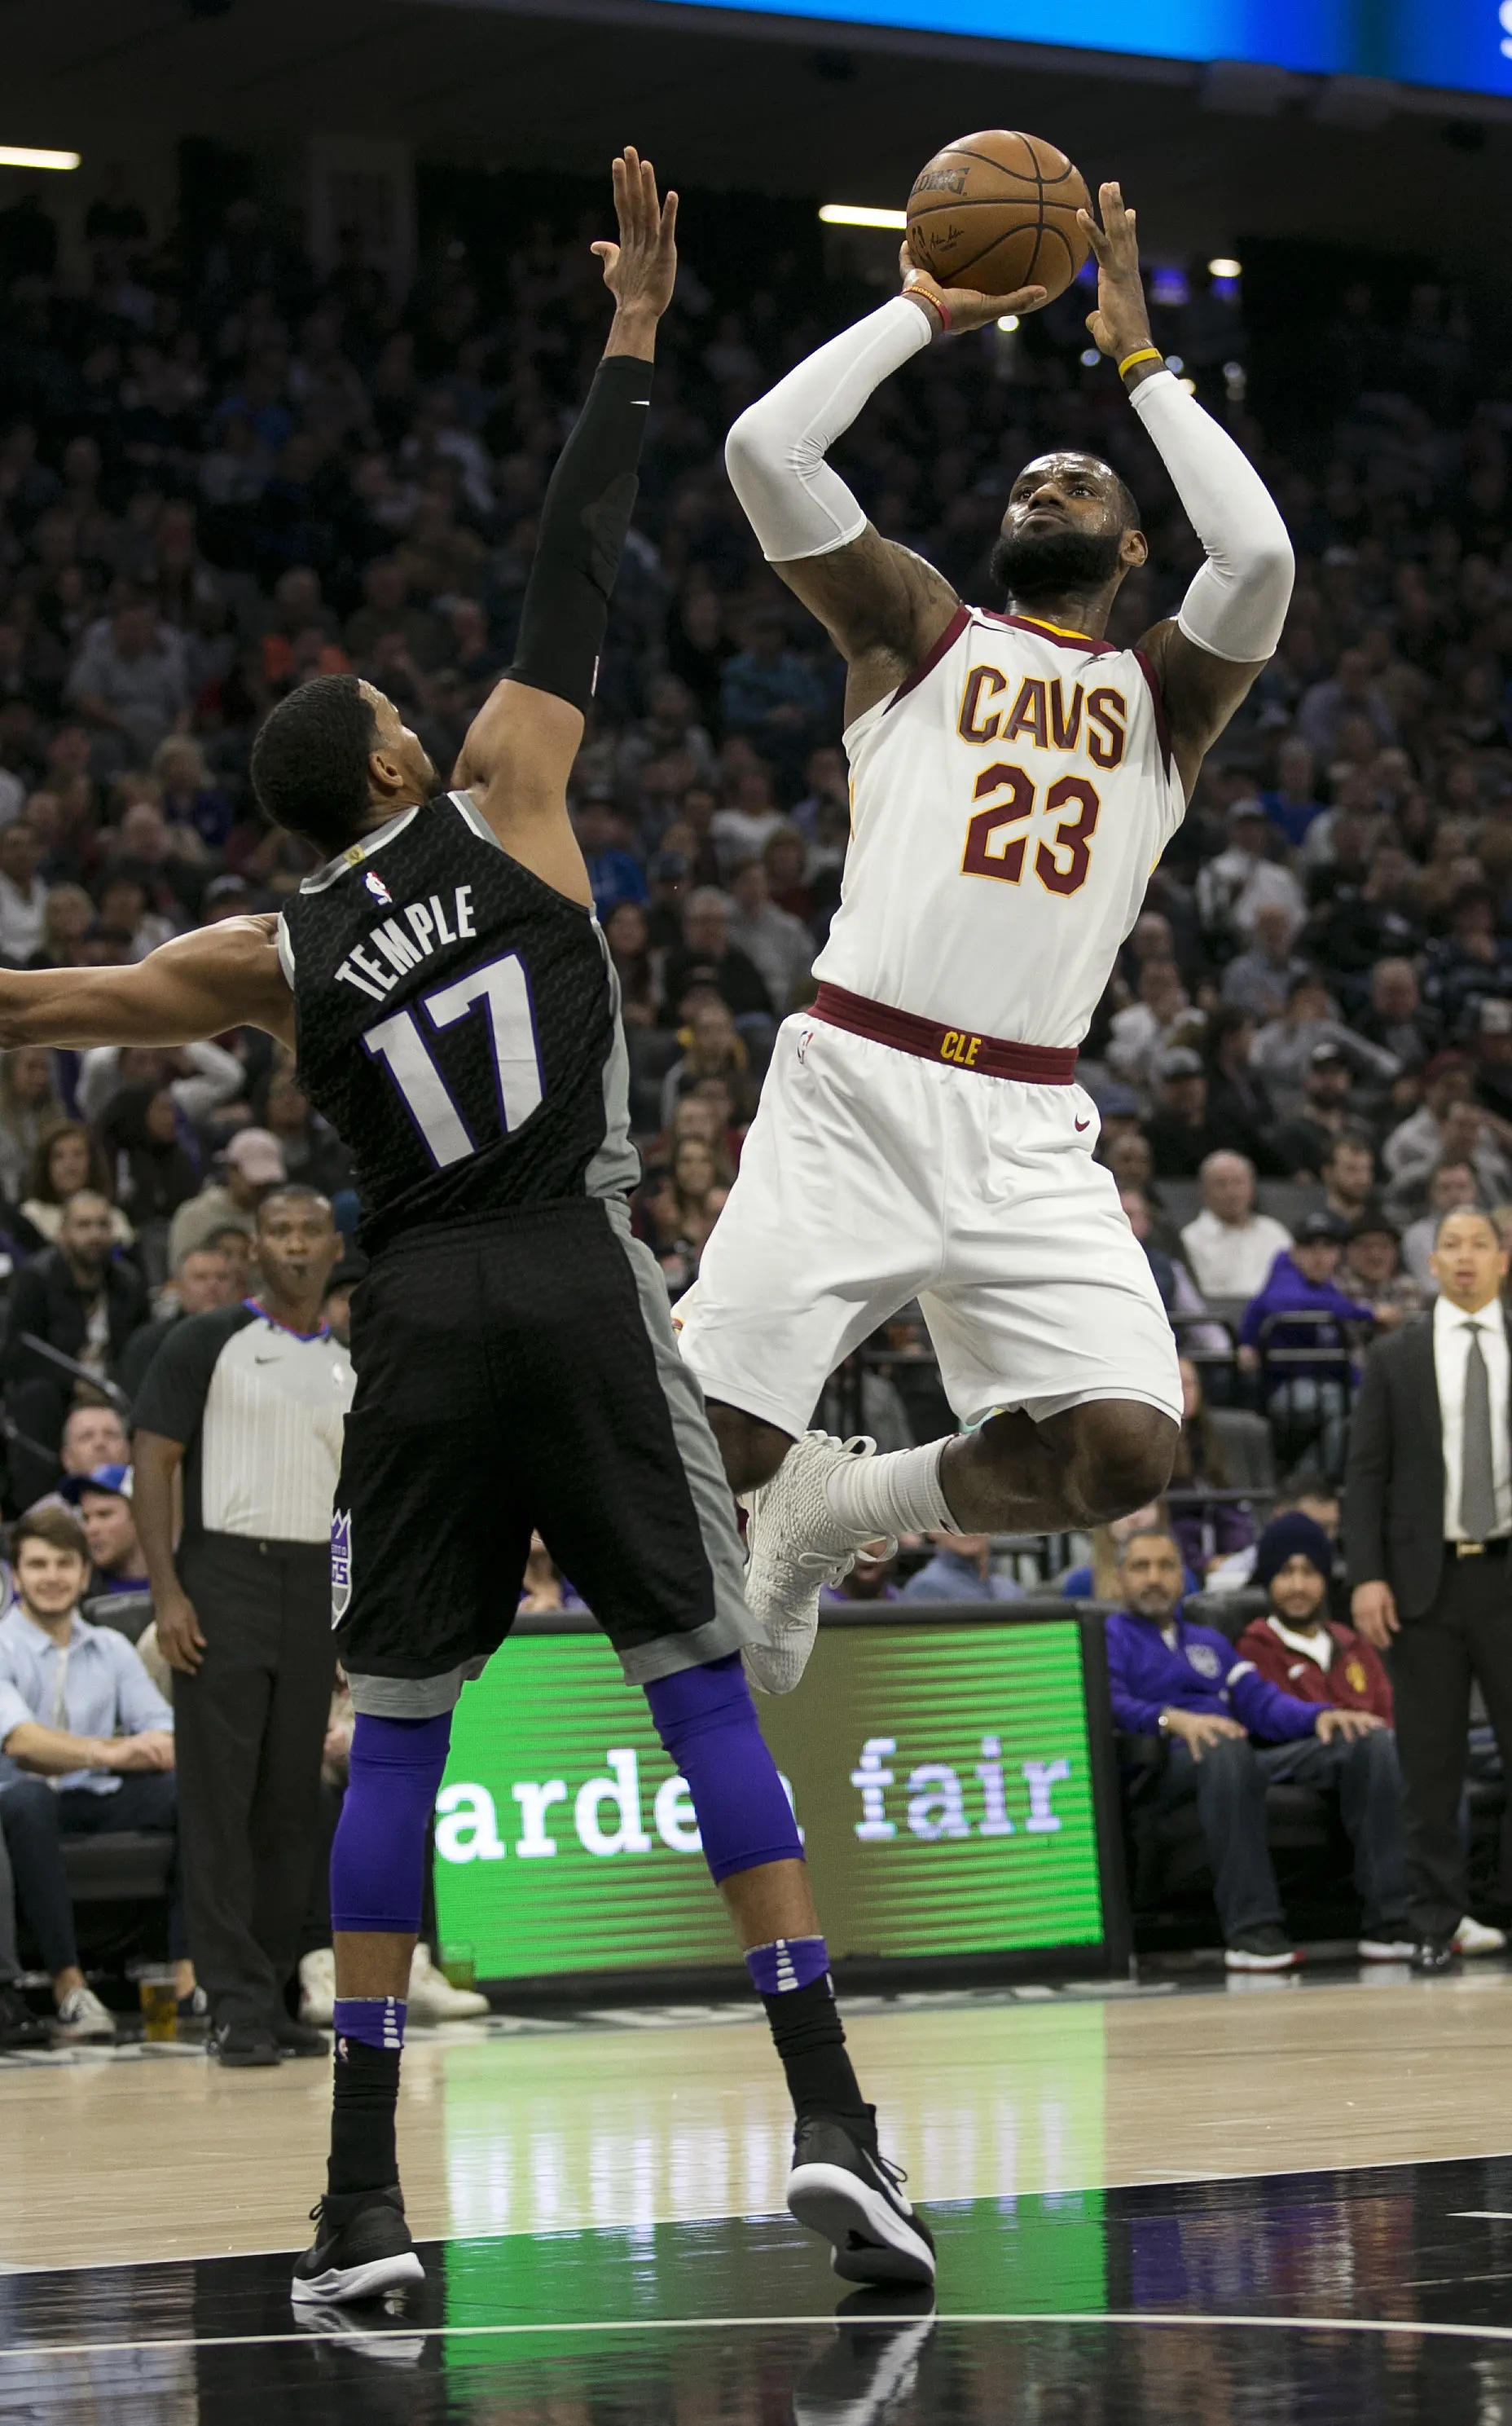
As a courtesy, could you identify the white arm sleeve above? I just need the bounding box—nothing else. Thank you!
[1127,371,1294,663]
[725,297,932,564]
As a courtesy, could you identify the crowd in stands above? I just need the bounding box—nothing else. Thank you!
[0,165,1505,2010]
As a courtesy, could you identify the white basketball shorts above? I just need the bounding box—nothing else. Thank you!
[673,1012,1181,1438]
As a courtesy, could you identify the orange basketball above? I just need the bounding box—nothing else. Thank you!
[905,130,1092,303]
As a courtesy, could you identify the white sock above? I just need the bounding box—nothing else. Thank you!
[824,1438,953,1538]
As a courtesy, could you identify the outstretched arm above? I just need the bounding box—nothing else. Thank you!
[454,148,676,903]
[725,258,1046,724]
[0,914,294,1051]
[1082,184,1294,804]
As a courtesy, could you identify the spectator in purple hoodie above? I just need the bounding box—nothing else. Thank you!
[1240,1212,1376,1479]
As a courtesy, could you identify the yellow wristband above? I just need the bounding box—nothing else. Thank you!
[1118,346,1165,381]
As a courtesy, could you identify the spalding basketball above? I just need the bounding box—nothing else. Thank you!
[906,130,1092,303]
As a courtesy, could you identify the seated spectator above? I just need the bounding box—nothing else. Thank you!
[1145,1047,1223,1178]
[2,1187,148,1462]
[63,1464,152,1636]
[1319,1130,1378,1230]
[1343,1213,1426,1324]
[166,1126,286,1270]
[64,595,188,766]
[117,1243,235,1399]
[0,1046,63,1206]
[1239,1212,1375,1480]
[1106,958,1193,1087]
[253,1059,353,1199]
[1470,996,1512,1124]
[821,1548,902,1605]
[719,608,826,764]
[1197,798,1305,946]
[0,822,47,966]
[1168,1357,1255,1578]
[713,762,788,875]
[1206,1477,1341,1597]
[1180,1151,1294,1301]
[96,1085,201,1288]
[574,794,648,922]
[660,888,773,1026]
[1267,1041,1357,1179]
[13,1121,134,1254]
[657,996,753,1132]
[1220,903,1308,1025]
[725,859,812,1015]
[1354,957,1437,1075]
[1234,1513,1411,1956]
[1260,734,1326,849]
[633,1136,731,1294]
[1401,1159,1479,1289]
[1106,1523,1396,1970]
[901,1530,1025,1605]
[1251,972,1344,1116]
[603,900,657,1028]
[0,1507,189,2041]
[1119,1188,1215,1341]
[1061,1501,1200,1601]
[1422,883,1512,1034]
[1202,1006,1280,1166]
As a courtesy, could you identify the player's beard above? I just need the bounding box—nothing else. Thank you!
[990,522,1125,602]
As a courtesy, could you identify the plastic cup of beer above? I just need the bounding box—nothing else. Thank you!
[138,1971,178,2042]
[441,1944,477,1992]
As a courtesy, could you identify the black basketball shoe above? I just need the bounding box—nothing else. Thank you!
[787,2116,937,2287]
[291,2186,425,2305]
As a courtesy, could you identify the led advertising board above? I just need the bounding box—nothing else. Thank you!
[433,1609,1123,1989]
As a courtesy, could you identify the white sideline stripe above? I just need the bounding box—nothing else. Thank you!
[8,2311,1512,2362]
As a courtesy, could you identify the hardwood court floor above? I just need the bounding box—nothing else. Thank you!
[3,1965,1512,2274]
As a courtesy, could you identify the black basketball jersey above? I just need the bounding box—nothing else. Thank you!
[279,791,638,1253]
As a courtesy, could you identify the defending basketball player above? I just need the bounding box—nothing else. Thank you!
[676,182,1294,1688]
[0,155,935,2304]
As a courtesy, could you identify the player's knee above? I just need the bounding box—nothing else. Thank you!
[644,1655,802,1884]
[705,1400,792,1495]
[1072,1402,1178,1525]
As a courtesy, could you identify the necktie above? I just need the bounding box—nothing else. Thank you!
[1460,1322,1499,1543]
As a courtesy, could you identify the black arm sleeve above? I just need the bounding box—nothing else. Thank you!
[508,353,654,714]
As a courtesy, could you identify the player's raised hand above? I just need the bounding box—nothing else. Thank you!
[1080,182,1155,367]
[593,147,679,328]
[899,243,1046,338]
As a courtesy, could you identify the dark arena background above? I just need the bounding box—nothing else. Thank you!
[1,3,1512,2419]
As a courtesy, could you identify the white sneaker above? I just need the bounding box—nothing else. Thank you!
[1357,1936,1417,1962]
[407,1944,489,2022]
[1453,1915,1509,1957]
[53,1984,116,2042]
[742,1433,885,1696]
[298,1947,336,2026]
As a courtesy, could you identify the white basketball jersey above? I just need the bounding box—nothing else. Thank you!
[814,605,1185,1049]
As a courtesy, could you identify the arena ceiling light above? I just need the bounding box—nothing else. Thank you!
[0,147,81,171]
[819,203,908,230]
[1207,256,1242,277]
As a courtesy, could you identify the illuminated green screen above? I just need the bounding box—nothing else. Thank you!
[435,1617,1105,1984]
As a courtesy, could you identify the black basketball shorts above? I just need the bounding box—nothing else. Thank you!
[330,1195,757,1718]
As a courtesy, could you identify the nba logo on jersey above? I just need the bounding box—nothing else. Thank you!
[330,1508,353,1623]
[363,870,393,908]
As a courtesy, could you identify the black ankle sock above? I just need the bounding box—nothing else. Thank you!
[760,1976,875,2146]
[327,2040,402,2197]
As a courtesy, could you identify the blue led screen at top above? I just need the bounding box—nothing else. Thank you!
[659,0,1512,98]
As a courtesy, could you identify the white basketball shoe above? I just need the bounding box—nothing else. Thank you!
[741,1433,888,1695]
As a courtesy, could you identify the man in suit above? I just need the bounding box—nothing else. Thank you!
[1345,1204,1512,1969]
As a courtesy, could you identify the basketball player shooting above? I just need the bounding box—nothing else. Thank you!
[0,155,936,2303]
[676,182,1294,1687]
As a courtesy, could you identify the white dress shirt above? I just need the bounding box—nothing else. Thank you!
[1433,1293,1512,1541]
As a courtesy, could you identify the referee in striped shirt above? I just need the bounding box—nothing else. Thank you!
[133,1187,354,2066]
